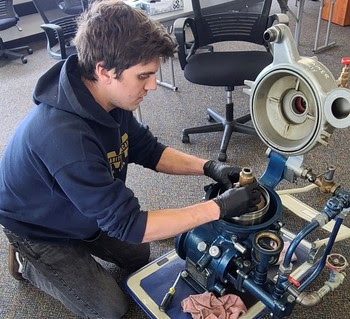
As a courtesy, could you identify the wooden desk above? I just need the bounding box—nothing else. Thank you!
[322,0,350,26]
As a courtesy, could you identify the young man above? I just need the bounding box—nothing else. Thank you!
[0,1,260,318]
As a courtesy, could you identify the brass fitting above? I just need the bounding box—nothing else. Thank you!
[238,167,265,210]
[313,166,340,194]
[314,177,340,194]
[239,167,254,186]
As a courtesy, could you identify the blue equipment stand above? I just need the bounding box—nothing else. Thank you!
[126,250,193,319]
[126,235,313,319]
[126,250,271,319]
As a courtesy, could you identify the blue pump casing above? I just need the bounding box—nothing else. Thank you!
[175,185,282,295]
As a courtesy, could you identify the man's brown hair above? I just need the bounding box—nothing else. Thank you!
[73,0,177,80]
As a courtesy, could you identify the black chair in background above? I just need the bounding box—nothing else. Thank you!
[0,0,33,64]
[32,0,84,60]
[174,0,276,162]
[57,0,85,15]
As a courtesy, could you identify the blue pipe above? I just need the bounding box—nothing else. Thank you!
[227,273,284,312]
[274,192,349,299]
[243,277,278,310]
[235,217,344,315]
[283,221,319,268]
[283,190,350,269]
[299,217,344,290]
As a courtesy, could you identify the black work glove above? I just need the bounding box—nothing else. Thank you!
[203,160,241,189]
[213,180,261,219]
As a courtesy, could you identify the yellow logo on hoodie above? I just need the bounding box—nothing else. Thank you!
[107,133,128,178]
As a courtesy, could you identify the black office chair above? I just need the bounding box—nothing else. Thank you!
[32,0,84,60]
[57,0,85,15]
[0,0,33,64]
[174,0,276,162]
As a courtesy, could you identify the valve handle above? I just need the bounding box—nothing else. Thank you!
[341,57,350,66]
[326,253,348,271]
[288,276,301,287]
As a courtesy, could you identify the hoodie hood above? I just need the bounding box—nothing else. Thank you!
[33,54,118,129]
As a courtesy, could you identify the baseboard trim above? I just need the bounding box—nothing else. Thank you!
[6,32,45,48]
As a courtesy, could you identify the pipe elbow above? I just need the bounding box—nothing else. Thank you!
[296,292,321,307]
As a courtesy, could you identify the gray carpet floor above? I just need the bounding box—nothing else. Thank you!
[1,1,350,318]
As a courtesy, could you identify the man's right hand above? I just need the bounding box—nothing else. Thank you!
[213,181,261,219]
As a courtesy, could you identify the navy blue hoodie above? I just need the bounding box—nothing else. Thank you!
[0,55,166,243]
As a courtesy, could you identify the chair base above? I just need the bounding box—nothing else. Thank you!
[0,40,33,64]
[182,103,257,162]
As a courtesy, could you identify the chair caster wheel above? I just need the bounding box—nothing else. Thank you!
[207,114,215,122]
[21,57,27,64]
[27,48,33,55]
[182,134,190,143]
[218,152,227,162]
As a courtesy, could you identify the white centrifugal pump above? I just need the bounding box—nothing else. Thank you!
[244,23,350,156]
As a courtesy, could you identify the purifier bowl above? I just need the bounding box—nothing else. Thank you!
[205,182,270,226]
[230,185,270,226]
[204,183,282,238]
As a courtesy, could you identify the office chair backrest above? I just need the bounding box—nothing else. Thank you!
[32,0,80,59]
[191,0,273,48]
[33,0,83,22]
[0,0,17,23]
[32,0,78,34]
[57,0,85,15]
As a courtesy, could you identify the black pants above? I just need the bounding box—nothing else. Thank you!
[4,228,150,319]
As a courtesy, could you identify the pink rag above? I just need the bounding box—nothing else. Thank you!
[276,241,298,265]
[181,292,247,319]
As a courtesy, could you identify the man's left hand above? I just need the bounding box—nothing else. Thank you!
[203,160,241,189]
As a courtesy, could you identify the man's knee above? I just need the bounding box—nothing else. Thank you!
[129,242,150,272]
[21,253,129,319]
[65,295,129,319]
[98,295,129,319]
[140,242,150,264]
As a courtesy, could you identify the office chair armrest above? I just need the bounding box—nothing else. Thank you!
[40,23,67,59]
[268,13,289,28]
[173,17,197,70]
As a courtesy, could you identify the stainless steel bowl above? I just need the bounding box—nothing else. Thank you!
[229,185,270,226]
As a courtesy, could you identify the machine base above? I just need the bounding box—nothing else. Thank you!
[126,233,314,319]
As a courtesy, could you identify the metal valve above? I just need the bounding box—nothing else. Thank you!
[337,57,350,88]
[326,253,348,272]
